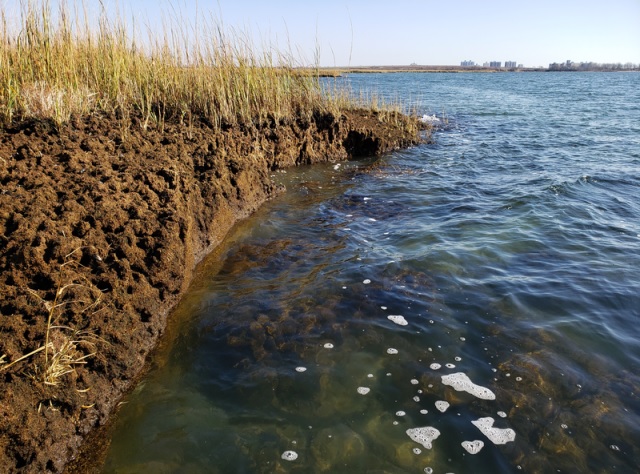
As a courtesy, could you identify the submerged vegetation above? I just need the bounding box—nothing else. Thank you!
[0,0,378,130]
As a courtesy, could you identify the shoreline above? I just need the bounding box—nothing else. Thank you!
[0,110,423,472]
[310,65,640,76]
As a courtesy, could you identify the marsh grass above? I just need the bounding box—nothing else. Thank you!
[0,0,356,129]
[1,248,106,387]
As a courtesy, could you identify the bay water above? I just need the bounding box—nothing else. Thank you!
[102,72,640,473]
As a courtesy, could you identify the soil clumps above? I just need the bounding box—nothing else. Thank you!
[0,109,421,472]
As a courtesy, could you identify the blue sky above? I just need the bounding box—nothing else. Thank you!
[5,0,640,67]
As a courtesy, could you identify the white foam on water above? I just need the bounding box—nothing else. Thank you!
[381,306,387,310]
[323,343,334,349]
[420,114,441,124]
[396,410,406,416]
[471,417,516,445]
[413,447,422,455]
[387,348,399,355]
[441,372,496,400]
[454,356,462,361]
[424,467,433,474]
[393,421,399,425]
[516,376,522,381]
[364,197,371,201]
[430,363,441,370]
[357,387,370,395]
[281,450,298,461]
[333,164,341,170]
[413,396,421,402]
[420,409,428,414]
[388,315,408,326]
[460,337,466,341]
[367,374,374,378]
[411,379,419,385]
[435,401,450,413]
[497,411,507,418]
[461,440,484,454]
[363,279,372,284]
[406,426,440,449]
[446,363,456,369]
[295,367,307,373]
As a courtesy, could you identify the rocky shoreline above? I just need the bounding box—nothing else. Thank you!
[0,109,422,472]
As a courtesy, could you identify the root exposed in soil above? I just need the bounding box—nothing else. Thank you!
[0,109,422,472]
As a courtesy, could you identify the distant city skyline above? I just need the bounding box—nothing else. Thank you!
[3,0,639,67]
[459,60,522,68]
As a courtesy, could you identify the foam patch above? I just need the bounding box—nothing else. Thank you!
[441,372,496,400]
[388,315,408,326]
[281,450,298,461]
[461,440,484,454]
[406,426,441,449]
[471,417,516,445]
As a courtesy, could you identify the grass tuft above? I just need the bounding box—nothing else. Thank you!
[1,248,106,387]
[36,327,98,386]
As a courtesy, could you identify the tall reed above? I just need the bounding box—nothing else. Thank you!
[0,0,345,128]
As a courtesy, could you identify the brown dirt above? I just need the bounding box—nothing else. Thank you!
[0,109,421,473]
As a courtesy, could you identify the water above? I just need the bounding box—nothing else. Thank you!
[102,72,640,473]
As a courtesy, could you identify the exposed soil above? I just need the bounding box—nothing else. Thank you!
[0,109,421,473]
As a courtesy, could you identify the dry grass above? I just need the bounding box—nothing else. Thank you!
[0,248,106,386]
[0,0,358,129]
[35,328,98,386]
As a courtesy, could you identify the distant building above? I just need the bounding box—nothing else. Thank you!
[460,60,475,67]
[489,61,502,68]
[505,61,517,68]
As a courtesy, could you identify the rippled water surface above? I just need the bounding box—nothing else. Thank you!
[103,73,640,473]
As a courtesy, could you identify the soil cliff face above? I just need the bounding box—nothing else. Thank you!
[0,110,420,472]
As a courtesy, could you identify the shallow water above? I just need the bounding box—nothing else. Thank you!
[102,72,640,473]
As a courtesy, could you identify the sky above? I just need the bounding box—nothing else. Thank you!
[4,0,640,67]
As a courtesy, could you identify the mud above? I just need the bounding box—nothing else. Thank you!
[0,110,421,473]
